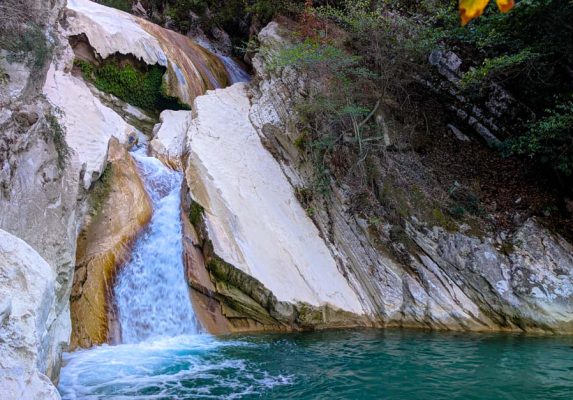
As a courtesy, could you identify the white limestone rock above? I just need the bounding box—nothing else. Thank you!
[185,83,367,315]
[66,0,168,66]
[65,0,229,105]
[150,110,193,167]
[0,230,60,400]
[43,65,137,189]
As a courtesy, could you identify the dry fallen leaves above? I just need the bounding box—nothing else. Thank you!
[459,0,515,25]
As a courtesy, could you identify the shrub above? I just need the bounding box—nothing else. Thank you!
[461,49,539,88]
[44,107,71,170]
[426,0,573,177]
[507,98,573,176]
[267,0,433,197]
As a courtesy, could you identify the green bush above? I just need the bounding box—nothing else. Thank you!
[423,0,573,176]
[461,49,539,88]
[507,98,573,175]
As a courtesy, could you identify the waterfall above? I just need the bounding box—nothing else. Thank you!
[219,55,251,84]
[58,33,268,399]
[191,36,251,84]
[113,144,198,344]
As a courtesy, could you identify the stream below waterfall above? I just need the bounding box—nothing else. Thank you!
[59,328,573,399]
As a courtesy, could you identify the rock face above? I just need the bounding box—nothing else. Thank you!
[65,0,229,105]
[70,139,152,349]
[1,0,85,388]
[43,65,138,189]
[1,0,169,391]
[150,110,193,169]
[183,83,373,331]
[427,49,532,146]
[0,230,61,400]
[248,21,573,333]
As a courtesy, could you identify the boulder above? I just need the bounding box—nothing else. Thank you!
[150,110,193,169]
[0,229,60,400]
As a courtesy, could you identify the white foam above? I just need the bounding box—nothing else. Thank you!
[58,335,293,399]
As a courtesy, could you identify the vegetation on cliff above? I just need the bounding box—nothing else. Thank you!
[104,1,571,186]
[0,2,52,71]
[74,58,189,113]
[254,0,572,237]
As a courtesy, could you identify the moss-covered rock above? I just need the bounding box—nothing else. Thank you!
[74,58,189,114]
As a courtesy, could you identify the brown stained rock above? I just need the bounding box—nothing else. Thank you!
[180,206,233,335]
[70,139,152,349]
[139,19,229,104]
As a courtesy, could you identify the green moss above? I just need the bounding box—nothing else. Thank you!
[44,108,70,170]
[296,303,323,325]
[188,201,205,228]
[305,207,316,217]
[74,59,94,78]
[76,59,190,113]
[380,180,410,219]
[430,208,457,233]
[293,132,307,150]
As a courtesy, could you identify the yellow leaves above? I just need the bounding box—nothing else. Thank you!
[459,0,515,25]
[496,0,515,13]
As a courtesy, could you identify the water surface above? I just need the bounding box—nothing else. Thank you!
[59,329,573,399]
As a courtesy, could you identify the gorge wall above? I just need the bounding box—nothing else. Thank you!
[248,22,573,333]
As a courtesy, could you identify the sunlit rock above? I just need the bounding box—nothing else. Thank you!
[65,0,228,105]
[185,83,370,321]
[150,110,193,169]
[43,65,137,189]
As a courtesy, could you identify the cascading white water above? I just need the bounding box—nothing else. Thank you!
[192,37,251,84]
[59,134,292,400]
[114,144,198,343]
[219,55,251,84]
[57,45,284,400]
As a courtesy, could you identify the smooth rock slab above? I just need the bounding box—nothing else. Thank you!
[185,83,367,315]
[150,110,193,169]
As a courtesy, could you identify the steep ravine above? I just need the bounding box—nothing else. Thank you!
[1,1,573,399]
